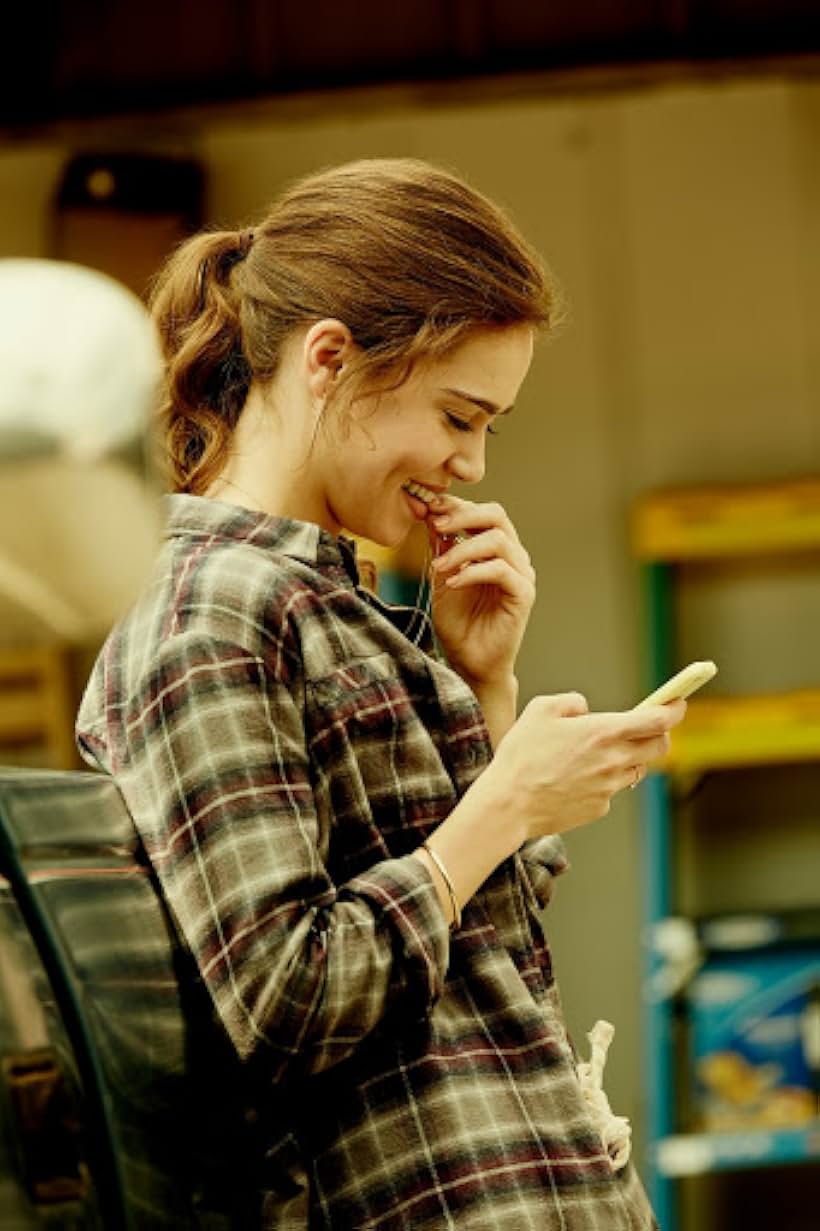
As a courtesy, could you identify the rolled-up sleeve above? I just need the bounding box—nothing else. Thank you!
[117,632,449,1079]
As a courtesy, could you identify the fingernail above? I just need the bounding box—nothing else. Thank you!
[432,516,449,528]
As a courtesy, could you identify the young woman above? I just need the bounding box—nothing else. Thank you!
[77,158,683,1229]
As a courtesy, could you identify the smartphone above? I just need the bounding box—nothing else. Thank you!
[636,660,717,708]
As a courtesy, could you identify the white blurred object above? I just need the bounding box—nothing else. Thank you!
[0,259,163,643]
[646,915,704,1001]
[577,1020,632,1171]
[0,259,161,463]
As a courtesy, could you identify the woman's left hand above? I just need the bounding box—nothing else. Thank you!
[427,494,536,687]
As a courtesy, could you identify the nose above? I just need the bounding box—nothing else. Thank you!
[448,431,486,485]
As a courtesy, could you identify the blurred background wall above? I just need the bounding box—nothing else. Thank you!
[1,6,820,1223]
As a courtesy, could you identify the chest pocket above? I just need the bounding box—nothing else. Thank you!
[305,653,461,877]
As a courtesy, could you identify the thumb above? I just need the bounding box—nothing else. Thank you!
[538,691,590,719]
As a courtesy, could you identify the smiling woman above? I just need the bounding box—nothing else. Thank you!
[196,319,532,549]
[76,158,683,1230]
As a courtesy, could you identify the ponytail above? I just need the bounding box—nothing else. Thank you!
[150,229,255,493]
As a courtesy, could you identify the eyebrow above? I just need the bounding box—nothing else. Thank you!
[439,387,515,416]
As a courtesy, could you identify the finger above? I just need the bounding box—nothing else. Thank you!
[529,691,589,718]
[621,764,646,792]
[430,496,520,544]
[593,699,687,742]
[625,731,672,763]
[638,699,687,731]
[439,557,535,601]
[605,735,669,777]
[432,528,532,578]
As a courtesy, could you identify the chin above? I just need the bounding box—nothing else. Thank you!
[339,501,413,549]
[367,524,410,550]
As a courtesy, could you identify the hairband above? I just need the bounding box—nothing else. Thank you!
[196,229,255,308]
[236,228,255,260]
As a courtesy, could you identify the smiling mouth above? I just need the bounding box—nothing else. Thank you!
[402,480,442,506]
[402,480,466,542]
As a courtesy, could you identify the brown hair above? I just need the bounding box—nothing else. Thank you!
[149,158,560,494]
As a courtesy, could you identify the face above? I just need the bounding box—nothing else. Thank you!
[313,325,534,547]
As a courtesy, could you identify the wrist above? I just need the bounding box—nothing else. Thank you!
[468,757,528,850]
[418,841,462,929]
[457,666,517,695]
[466,674,519,750]
[426,767,527,908]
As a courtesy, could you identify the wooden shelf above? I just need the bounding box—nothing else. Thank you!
[633,478,820,561]
[0,646,78,769]
[664,689,820,773]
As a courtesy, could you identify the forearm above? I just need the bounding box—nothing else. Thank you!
[466,672,519,750]
[413,760,525,927]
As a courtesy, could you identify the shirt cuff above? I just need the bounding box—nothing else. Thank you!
[346,854,451,1010]
[519,835,570,910]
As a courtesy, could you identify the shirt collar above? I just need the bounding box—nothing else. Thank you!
[162,493,361,587]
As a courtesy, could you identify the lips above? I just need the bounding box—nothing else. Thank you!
[403,485,432,521]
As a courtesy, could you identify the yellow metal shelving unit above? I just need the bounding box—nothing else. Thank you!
[666,689,820,773]
[633,478,820,1231]
[633,477,820,561]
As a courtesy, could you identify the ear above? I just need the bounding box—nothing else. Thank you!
[303,319,356,403]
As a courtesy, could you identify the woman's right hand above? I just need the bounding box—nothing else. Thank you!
[483,692,687,842]
[417,691,687,928]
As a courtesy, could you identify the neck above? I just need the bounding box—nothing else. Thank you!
[205,385,339,532]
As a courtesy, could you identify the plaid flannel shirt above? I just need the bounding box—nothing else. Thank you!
[77,494,657,1231]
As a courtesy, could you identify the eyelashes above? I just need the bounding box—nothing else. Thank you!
[444,412,499,437]
[445,413,471,432]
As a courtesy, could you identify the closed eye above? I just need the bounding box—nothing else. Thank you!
[445,412,500,437]
[445,412,472,432]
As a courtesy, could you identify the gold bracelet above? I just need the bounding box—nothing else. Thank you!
[421,841,462,930]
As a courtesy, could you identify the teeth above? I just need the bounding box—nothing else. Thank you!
[403,480,439,504]
[403,480,467,542]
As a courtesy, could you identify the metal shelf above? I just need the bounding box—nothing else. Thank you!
[636,478,820,1231]
[665,689,820,773]
[654,1123,820,1177]
[633,478,820,561]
